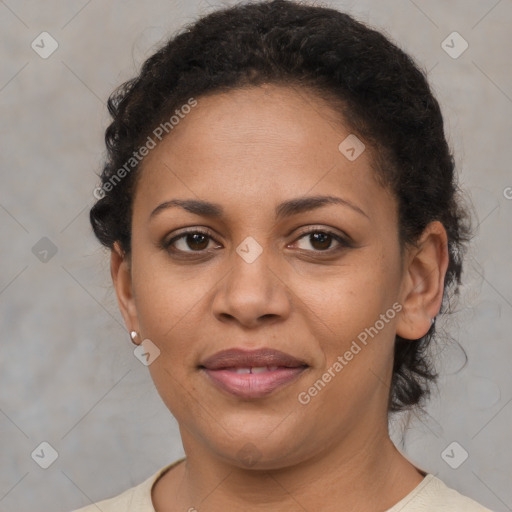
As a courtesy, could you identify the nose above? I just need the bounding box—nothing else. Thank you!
[212,244,292,328]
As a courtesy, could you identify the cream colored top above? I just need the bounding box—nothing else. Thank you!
[71,458,493,511]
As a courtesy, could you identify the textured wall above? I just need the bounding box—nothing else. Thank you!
[0,1,511,511]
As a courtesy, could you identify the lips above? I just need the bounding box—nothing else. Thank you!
[199,348,309,399]
[199,347,307,370]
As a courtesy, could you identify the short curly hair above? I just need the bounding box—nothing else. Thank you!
[90,0,472,412]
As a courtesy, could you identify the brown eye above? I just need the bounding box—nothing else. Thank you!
[293,229,347,252]
[183,233,210,251]
[165,230,219,253]
[308,232,333,250]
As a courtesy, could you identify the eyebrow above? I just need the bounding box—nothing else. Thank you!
[149,195,369,221]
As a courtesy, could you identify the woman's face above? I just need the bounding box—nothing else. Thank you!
[113,85,433,468]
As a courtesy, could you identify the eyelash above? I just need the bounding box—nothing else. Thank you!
[162,227,351,256]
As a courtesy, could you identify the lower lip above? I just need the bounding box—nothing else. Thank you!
[201,367,307,399]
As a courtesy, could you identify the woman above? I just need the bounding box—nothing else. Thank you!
[74,0,491,510]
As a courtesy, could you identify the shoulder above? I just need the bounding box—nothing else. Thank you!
[387,474,494,511]
[70,458,185,512]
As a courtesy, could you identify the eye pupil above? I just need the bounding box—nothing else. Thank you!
[310,232,331,250]
[187,233,209,250]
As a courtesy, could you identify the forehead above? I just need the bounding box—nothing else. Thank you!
[133,84,395,224]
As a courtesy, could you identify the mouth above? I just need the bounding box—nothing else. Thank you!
[200,366,308,399]
[198,348,309,399]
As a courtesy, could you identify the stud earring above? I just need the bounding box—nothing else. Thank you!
[130,331,139,345]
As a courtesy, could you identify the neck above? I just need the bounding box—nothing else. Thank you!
[155,419,424,512]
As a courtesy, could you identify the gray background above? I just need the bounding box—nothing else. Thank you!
[0,1,511,511]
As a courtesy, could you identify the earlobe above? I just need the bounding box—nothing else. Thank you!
[110,242,139,335]
[396,221,449,340]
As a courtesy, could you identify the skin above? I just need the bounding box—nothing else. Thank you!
[111,84,449,512]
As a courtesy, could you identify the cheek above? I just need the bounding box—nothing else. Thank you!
[132,249,207,331]
[295,251,400,345]
[132,265,205,417]
[294,264,399,420]
[145,356,205,431]
[296,248,401,409]
[130,258,216,393]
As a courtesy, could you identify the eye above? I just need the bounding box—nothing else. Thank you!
[164,229,220,253]
[162,226,351,256]
[290,228,349,253]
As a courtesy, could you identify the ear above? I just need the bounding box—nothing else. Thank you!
[110,241,139,340]
[396,221,449,340]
